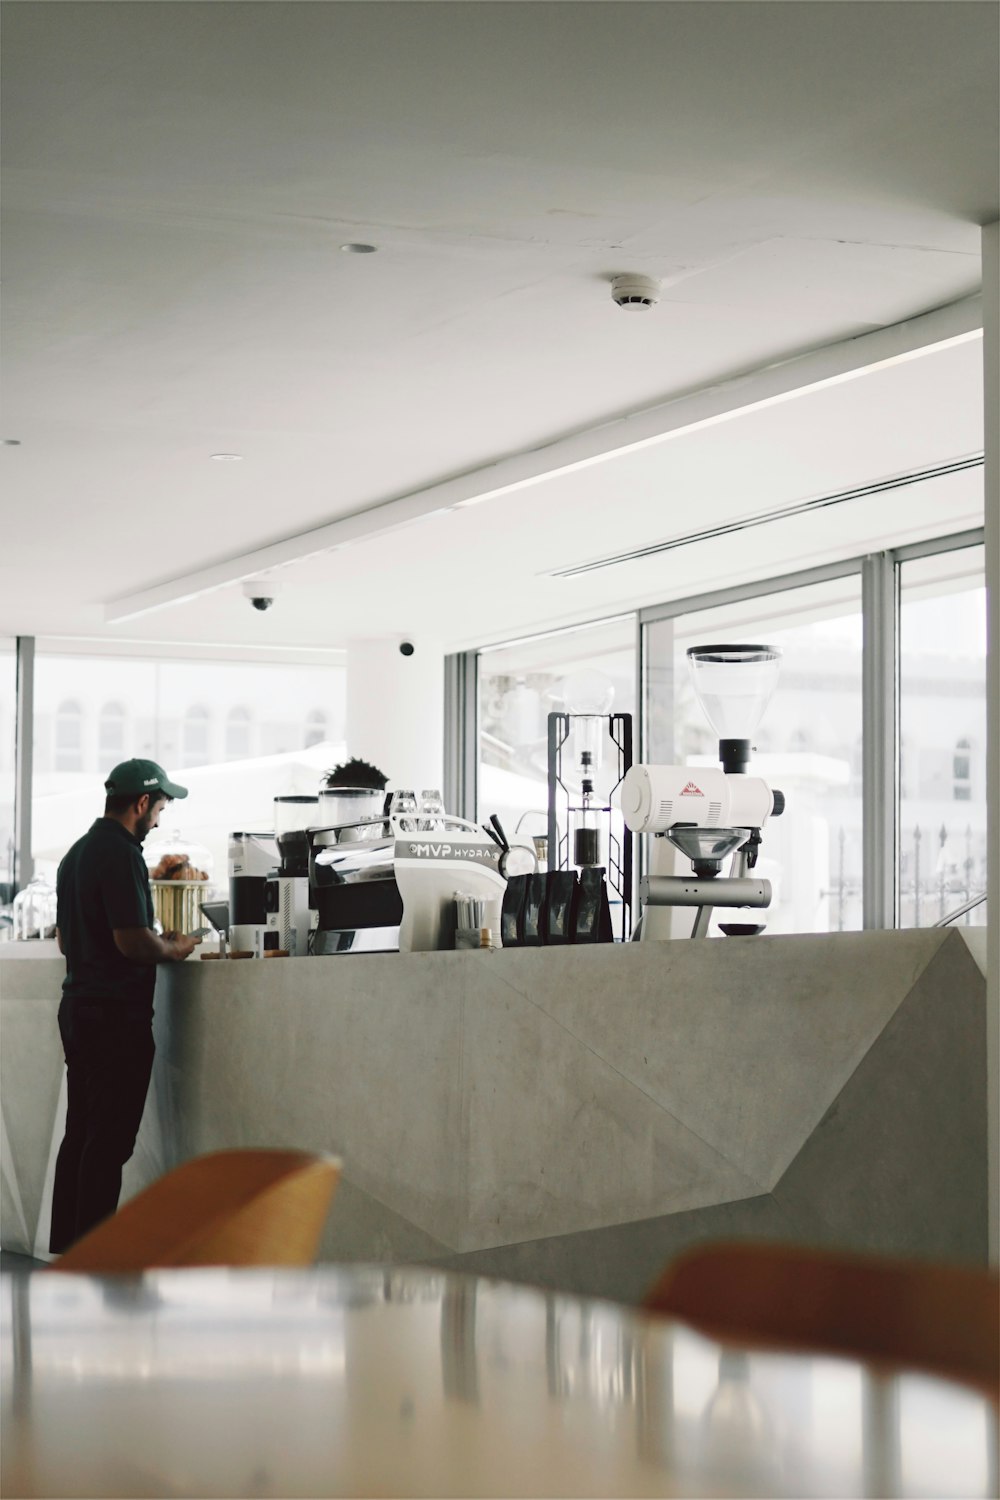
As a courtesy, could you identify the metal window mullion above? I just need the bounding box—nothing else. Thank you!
[442,653,458,819]
[463,651,478,822]
[862,555,897,928]
[635,612,646,899]
[443,651,478,823]
[13,636,35,893]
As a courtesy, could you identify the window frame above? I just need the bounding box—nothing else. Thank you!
[5,529,986,917]
[456,527,984,932]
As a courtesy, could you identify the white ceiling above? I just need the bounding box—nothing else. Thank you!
[1,1,996,653]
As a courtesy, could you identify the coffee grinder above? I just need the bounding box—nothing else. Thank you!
[623,644,785,938]
[228,830,279,954]
[268,794,319,956]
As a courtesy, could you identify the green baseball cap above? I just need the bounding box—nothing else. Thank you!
[104,758,188,800]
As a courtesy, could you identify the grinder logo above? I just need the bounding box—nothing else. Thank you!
[679,780,704,797]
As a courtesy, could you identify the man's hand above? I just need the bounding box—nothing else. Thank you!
[113,927,203,963]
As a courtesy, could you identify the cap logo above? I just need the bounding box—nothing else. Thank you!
[143,777,159,786]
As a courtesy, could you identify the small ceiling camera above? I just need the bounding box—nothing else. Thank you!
[399,640,415,657]
[242,577,278,612]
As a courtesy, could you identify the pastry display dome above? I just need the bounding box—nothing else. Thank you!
[143,830,214,883]
[143,831,215,935]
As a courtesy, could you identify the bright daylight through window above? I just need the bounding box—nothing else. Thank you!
[477,616,637,858]
[898,545,987,929]
[644,576,864,935]
[28,652,347,901]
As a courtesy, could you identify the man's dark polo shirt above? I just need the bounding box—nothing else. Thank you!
[56,819,156,1014]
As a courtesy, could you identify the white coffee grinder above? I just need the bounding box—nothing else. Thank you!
[622,644,785,939]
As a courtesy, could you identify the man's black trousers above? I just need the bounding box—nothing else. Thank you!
[49,1000,155,1255]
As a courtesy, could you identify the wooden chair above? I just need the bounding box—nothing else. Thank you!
[48,1149,341,1273]
[643,1240,999,1396]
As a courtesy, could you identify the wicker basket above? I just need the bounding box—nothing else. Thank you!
[150,879,209,935]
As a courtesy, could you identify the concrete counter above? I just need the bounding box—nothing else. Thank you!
[1,930,988,1299]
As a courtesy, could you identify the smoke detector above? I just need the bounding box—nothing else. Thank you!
[611,273,661,311]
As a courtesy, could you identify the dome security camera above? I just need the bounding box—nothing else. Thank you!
[398,639,415,657]
[242,577,279,612]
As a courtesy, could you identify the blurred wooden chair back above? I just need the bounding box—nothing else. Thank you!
[49,1149,341,1273]
[644,1240,999,1395]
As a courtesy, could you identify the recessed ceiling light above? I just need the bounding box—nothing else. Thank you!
[211,452,243,462]
[340,242,377,254]
[2,439,21,446]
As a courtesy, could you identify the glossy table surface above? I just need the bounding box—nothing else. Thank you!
[2,1266,996,1498]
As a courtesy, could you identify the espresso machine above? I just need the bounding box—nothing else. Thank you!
[624,644,785,938]
[308,811,513,954]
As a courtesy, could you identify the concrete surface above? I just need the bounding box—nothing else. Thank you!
[0,929,988,1295]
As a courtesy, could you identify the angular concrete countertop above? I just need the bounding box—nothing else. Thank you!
[1,930,988,1295]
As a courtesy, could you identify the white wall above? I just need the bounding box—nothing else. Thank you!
[346,637,444,795]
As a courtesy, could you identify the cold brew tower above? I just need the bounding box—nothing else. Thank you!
[546,709,633,941]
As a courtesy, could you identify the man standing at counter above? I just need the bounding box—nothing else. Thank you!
[49,759,200,1255]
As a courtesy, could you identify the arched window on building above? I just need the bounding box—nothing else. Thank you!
[225,705,253,760]
[953,736,972,801]
[99,701,126,761]
[182,705,211,768]
[304,709,327,748]
[55,700,83,772]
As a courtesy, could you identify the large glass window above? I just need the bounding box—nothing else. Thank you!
[225,706,254,760]
[304,709,327,748]
[643,575,864,934]
[54,699,84,772]
[898,546,986,928]
[31,651,347,888]
[181,704,212,768]
[98,701,127,760]
[477,615,636,845]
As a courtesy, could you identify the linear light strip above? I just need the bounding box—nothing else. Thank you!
[103,300,983,623]
[548,455,985,579]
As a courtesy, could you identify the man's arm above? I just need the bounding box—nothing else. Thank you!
[113,928,199,963]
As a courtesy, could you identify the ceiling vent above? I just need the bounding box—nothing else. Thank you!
[611,273,661,311]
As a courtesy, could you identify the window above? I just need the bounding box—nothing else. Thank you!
[54,700,83,772]
[898,545,986,928]
[952,738,972,801]
[225,706,253,760]
[31,650,346,886]
[643,574,864,935]
[182,705,211,768]
[477,615,637,843]
[304,710,327,748]
[98,701,126,759]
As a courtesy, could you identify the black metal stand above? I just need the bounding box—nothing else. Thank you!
[546,712,633,941]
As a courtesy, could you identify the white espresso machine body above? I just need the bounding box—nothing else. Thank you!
[393,826,508,952]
